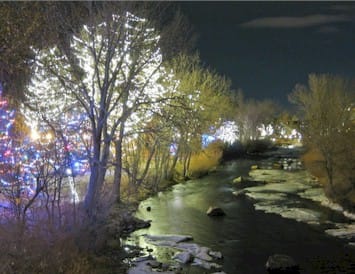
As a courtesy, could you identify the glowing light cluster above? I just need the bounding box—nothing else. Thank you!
[215,121,239,144]
[0,84,87,207]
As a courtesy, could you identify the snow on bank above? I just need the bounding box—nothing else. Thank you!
[325,224,355,239]
[237,168,355,244]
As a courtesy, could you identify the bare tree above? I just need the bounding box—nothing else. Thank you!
[289,74,355,201]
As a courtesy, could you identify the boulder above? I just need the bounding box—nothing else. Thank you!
[233,176,242,183]
[266,254,299,273]
[206,206,226,217]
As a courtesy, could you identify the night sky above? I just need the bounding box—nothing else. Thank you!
[179,1,355,107]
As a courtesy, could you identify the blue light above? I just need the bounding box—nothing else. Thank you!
[202,134,216,148]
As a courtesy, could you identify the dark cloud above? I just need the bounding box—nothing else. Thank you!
[317,26,340,33]
[329,4,355,12]
[240,14,351,28]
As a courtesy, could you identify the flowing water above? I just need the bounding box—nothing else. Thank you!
[126,156,355,273]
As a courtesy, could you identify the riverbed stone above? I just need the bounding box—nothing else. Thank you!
[134,255,154,263]
[173,251,193,264]
[207,206,226,217]
[266,254,299,273]
[145,234,193,245]
[192,258,212,269]
[232,189,247,197]
[192,258,222,270]
[176,242,200,253]
[209,250,223,259]
[195,246,213,261]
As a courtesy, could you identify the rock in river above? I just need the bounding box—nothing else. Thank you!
[266,254,299,273]
[206,206,226,217]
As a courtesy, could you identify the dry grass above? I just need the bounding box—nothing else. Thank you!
[301,146,355,209]
[176,141,224,179]
[301,148,328,184]
[0,221,93,274]
[0,197,128,274]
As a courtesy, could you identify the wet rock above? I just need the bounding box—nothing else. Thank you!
[141,234,223,272]
[134,255,154,263]
[195,246,213,261]
[121,217,151,235]
[145,234,193,245]
[207,206,226,217]
[192,258,222,270]
[192,258,212,269]
[129,255,174,274]
[147,260,161,268]
[209,250,223,259]
[135,218,152,229]
[233,176,242,183]
[173,251,193,264]
[266,254,299,273]
[232,189,247,197]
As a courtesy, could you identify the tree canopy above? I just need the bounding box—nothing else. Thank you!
[289,74,355,203]
[22,5,233,219]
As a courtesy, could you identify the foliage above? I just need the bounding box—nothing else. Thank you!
[175,141,224,179]
[0,2,91,101]
[289,74,355,206]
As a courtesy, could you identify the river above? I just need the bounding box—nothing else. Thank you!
[126,151,355,273]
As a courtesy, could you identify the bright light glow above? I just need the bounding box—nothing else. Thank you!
[45,132,52,141]
[215,121,238,144]
[67,176,79,203]
[31,128,40,140]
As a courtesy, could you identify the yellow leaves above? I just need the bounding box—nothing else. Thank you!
[185,141,223,177]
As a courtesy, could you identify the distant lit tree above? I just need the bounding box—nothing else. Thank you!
[233,91,278,142]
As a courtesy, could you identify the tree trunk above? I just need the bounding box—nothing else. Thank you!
[84,138,102,217]
[113,124,125,203]
[168,144,180,180]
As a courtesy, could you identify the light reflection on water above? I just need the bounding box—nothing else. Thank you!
[126,159,355,274]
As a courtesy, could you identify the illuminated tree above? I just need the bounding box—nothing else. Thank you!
[233,91,278,143]
[112,54,233,195]
[161,54,233,178]
[24,6,182,217]
[0,1,92,100]
[289,74,355,201]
